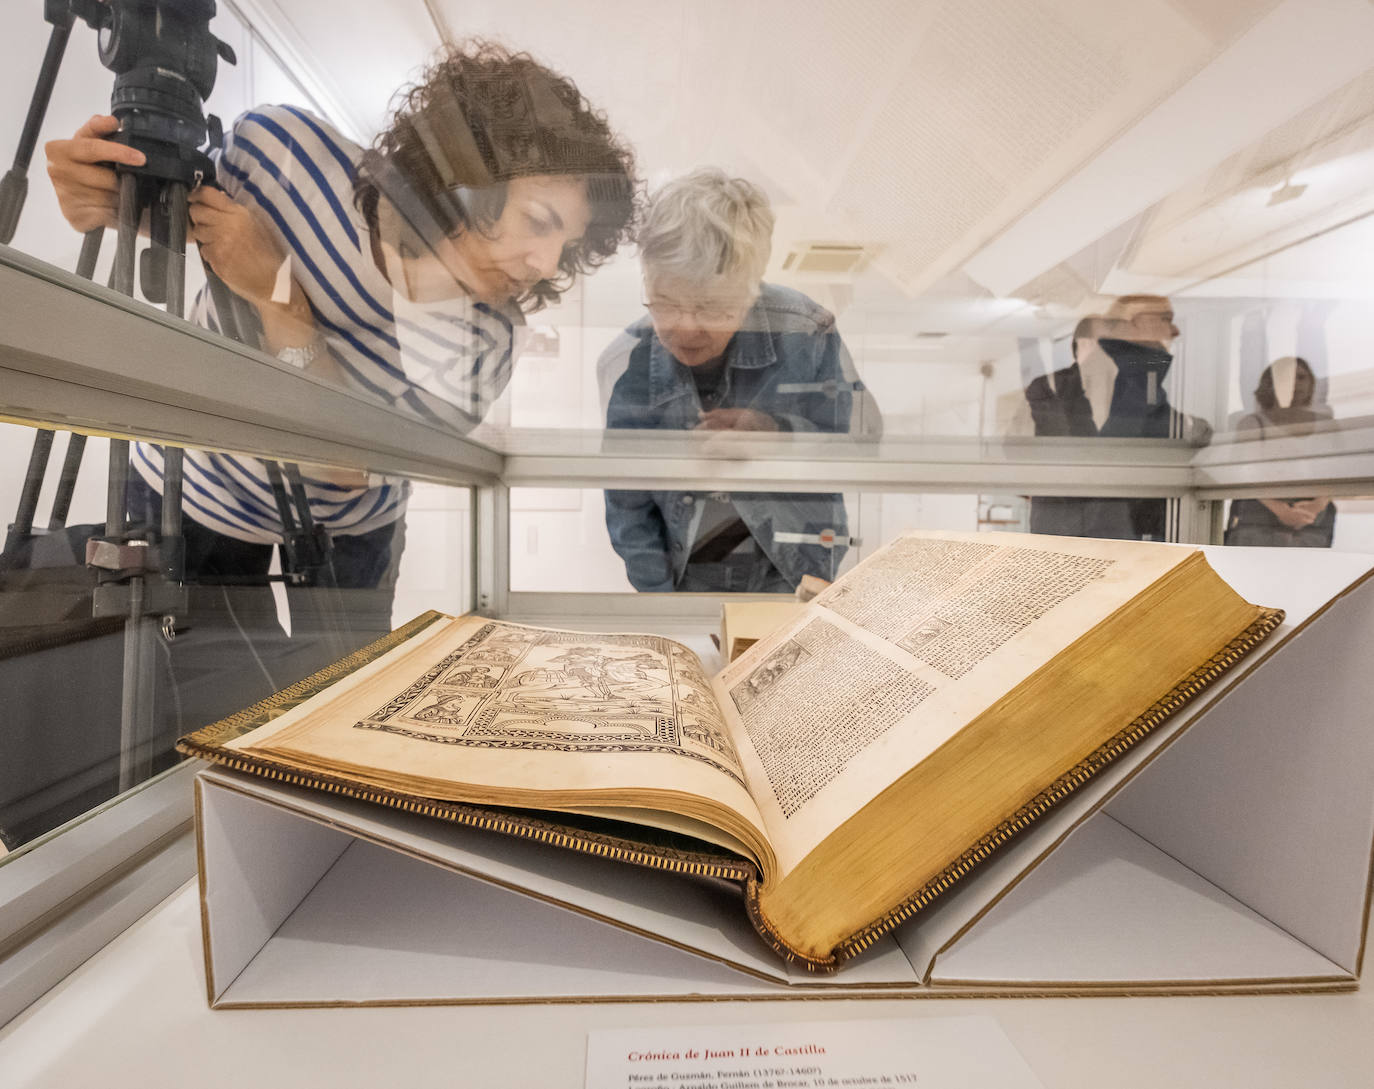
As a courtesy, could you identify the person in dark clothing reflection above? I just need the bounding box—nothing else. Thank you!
[1026,295,1209,541]
[1224,304,1338,547]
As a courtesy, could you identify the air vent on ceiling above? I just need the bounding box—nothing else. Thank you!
[780,243,868,275]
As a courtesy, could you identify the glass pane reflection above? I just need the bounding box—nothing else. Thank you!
[1223,494,1374,552]
[0,420,469,856]
[7,5,1373,451]
[510,488,1185,595]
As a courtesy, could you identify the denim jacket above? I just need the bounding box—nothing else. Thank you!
[602,283,877,592]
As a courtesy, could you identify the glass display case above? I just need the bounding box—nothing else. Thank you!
[2,0,1373,1037]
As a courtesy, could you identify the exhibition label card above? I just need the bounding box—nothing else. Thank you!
[585,1016,1044,1089]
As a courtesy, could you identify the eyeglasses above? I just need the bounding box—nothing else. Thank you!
[642,297,746,327]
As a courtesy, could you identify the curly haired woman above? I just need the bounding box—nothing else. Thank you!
[44,40,640,726]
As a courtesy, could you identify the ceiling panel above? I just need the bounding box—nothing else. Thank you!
[223,0,1367,336]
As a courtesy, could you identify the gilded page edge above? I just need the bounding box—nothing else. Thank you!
[917,565,1374,987]
[192,758,756,883]
[787,606,1286,971]
[832,606,1285,964]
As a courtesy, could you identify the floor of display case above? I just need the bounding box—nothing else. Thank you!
[0,874,1370,1089]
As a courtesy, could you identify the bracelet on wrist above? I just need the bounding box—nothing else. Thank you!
[276,336,322,369]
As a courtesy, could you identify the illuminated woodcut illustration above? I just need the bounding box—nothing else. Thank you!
[357,621,744,784]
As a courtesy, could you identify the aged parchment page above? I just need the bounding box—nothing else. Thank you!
[229,616,774,873]
[711,530,1191,880]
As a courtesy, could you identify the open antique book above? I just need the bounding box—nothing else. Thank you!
[179,530,1281,971]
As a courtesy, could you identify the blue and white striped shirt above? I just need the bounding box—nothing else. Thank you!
[134,105,520,544]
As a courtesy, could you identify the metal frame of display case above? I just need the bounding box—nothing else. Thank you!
[0,249,491,1027]
[2,244,1372,1026]
[0,249,503,485]
[487,423,1374,622]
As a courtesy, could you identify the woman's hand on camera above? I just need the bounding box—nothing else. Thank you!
[188,185,286,306]
[44,114,146,233]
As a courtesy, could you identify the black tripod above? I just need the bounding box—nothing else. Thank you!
[2,0,350,791]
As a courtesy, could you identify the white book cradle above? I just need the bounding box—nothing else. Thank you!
[193,547,1374,1008]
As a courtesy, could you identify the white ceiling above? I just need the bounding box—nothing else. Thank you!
[228,0,1374,346]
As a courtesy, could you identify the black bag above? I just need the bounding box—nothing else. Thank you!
[0,524,130,848]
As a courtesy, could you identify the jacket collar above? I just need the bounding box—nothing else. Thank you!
[1098,337,1173,377]
[645,299,778,408]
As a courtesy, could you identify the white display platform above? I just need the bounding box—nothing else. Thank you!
[194,547,1374,1006]
[1,878,1372,1089]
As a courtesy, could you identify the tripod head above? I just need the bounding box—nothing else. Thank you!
[89,0,238,302]
[0,0,236,245]
[91,0,237,188]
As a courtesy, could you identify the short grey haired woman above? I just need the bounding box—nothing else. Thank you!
[639,166,774,314]
[600,168,881,593]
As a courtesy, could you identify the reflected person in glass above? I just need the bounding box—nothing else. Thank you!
[1025,294,1209,541]
[601,169,878,593]
[1224,304,1337,547]
[43,41,639,722]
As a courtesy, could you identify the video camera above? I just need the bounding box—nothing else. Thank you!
[1,0,236,274]
[84,0,236,185]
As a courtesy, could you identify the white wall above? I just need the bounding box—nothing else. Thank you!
[509,488,632,594]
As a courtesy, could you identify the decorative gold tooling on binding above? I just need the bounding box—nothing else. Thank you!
[194,749,754,883]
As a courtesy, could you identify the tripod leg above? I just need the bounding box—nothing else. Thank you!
[76,227,103,280]
[201,260,264,351]
[159,183,188,565]
[201,259,242,342]
[281,462,352,660]
[111,172,140,297]
[163,183,188,320]
[2,429,55,565]
[48,433,86,531]
[117,580,156,793]
[106,440,129,540]
[124,183,192,785]
[268,458,350,673]
[102,437,150,791]
[159,451,183,551]
[28,230,107,539]
[284,464,328,574]
[263,460,299,538]
[104,155,155,792]
[6,230,108,555]
[0,21,73,245]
